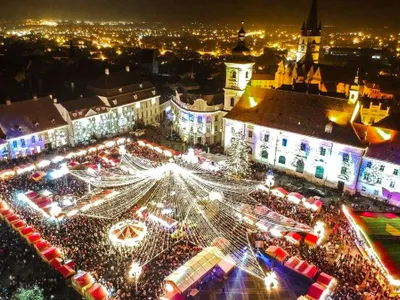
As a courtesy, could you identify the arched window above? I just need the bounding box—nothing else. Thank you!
[231,70,237,79]
[230,97,235,107]
[245,71,249,79]
[315,166,324,179]
[261,150,268,159]
[278,156,286,165]
[296,160,304,173]
[247,146,253,155]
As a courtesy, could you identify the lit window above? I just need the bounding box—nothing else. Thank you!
[31,136,36,143]
[136,102,140,109]
[38,135,42,142]
[197,116,202,123]
[151,98,156,105]
[21,139,26,147]
[12,141,17,148]
[282,139,287,147]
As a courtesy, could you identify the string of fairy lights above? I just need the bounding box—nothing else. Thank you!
[69,157,312,280]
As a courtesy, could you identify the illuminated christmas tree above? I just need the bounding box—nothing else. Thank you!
[226,131,250,178]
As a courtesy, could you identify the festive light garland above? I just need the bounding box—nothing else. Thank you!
[71,158,312,281]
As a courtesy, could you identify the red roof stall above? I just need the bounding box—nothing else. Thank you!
[306,283,327,299]
[285,232,302,245]
[284,256,301,269]
[266,246,288,263]
[6,214,20,224]
[34,239,51,252]
[40,247,61,262]
[26,232,41,244]
[56,264,76,279]
[0,208,13,220]
[316,272,336,289]
[85,283,108,300]
[302,265,319,279]
[12,220,26,230]
[305,233,319,247]
[287,192,304,204]
[294,261,309,273]
[271,187,288,198]
[72,271,95,295]
[20,226,34,237]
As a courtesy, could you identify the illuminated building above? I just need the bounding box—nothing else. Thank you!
[171,23,253,145]
[88,67,160,129]
[296,0,321,64]
[171,91,224,145]
[55,96,111,145]
[223,87,364,193]
[359,99,390,125]
[223,23,254,111]
[0,96,69,159]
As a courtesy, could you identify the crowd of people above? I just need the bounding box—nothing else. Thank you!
[251,190,398,299]
[1,136,400,300]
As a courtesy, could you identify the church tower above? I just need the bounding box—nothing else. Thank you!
[224,22,255,111]
[348,69,360,104]
[296,0,321,64]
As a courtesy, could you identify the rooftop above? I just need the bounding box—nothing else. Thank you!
[0,97,67,139]
[225,87,363,147]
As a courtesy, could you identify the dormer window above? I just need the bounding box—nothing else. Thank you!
[133,94,138,100]
[139,84,143,88]
[96,107,100,112]
[51,118,56,124]
[78,111,83,116]
[34,122,39,128]
[118,88,123,93]
[18,126,22,132]
[72,113,77,117]
[325,122,333,134]
[152,90,156,95]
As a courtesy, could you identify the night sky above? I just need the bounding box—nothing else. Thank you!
[1,0,399,29]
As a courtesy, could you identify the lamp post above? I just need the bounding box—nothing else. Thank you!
[265,170,275,196]
[129,262,142,290]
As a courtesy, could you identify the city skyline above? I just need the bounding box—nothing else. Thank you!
[1,0,399,29]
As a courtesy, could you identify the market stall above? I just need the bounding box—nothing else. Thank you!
[271,187,288,198]
[287,192,304,204]
[285,232,302,245]
[72,271,95,296]
[85,283,108,300]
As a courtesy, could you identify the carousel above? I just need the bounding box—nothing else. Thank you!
[109,220,147,246]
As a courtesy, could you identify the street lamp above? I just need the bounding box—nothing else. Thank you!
[265,170,275,195]
[264,272,278,292]
[129,262,142,290]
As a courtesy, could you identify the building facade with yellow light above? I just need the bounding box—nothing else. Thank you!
[171,92,224,145]
[223,87,365,194]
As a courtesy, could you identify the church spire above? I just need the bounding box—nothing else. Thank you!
[305,0,320,36]
[232,22,250,56]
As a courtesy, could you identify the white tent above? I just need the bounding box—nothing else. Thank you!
[164,247,223,293]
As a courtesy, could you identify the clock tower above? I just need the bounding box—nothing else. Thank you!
[224,22,255,111]
[296,0,321,64]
